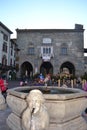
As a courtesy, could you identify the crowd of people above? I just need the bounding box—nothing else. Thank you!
[20,73,51,87]
[0,73,87,116]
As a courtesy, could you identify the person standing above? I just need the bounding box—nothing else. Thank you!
[0,76,7,98]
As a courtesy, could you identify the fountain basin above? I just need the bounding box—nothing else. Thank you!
[6,86,87,130]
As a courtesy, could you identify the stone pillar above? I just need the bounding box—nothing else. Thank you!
[82,79,85,89]
[74,79,76,86]
[71,80,73,88]
[58,79,60,87]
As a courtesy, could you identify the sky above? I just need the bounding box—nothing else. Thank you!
[0,0,87,48]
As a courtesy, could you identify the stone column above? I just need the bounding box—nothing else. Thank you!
[71,80,73,88]
[58,79,60,87]
[74,79,76,86]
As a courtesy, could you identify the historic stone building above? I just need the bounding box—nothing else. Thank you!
[0,22,16,79]
[16,24,85,78]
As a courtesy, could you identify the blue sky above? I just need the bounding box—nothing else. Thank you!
[0,0,87,47]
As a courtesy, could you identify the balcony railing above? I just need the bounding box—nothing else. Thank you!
[40,53,54,61]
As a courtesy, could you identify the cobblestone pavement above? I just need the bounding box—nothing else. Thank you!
[0,107,11,130]
[0,80,87,130]
[7,80,20,89]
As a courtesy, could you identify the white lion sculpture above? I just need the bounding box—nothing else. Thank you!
[22,89,49,130]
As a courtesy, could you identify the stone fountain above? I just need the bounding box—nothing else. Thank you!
[6,86,87,130]
[0,91,7,110]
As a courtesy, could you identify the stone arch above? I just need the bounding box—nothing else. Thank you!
[60,61,75,75]
[21,61,33,78]
[40,62,53,75]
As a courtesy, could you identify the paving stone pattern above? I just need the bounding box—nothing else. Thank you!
[0,107,11,130]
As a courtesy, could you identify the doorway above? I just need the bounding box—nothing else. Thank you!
[40,62,53,75]
[21,61,33,78]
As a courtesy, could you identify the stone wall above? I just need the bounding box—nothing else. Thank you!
[16,26,84,77]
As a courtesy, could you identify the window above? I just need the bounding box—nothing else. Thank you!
[11,43,13,49]
[2,55,7,65]
[43,48,45,54]
[28,47,34,55]
[10,59,12,65]
[1,32,8,41]
[11,49,13,56]
[3,34,8,41]
[43,47,51,54]
[61,47,67,55]
[49,48,51,53]
[41,46,53,60]
[14,60,15,66]
[3,42,7,52]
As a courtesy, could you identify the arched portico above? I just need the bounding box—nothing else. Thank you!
[21,61,33,78]
[40,62,53,75]
[60,61,75,75]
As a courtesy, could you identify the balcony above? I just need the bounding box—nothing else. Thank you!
[40,53,54,61]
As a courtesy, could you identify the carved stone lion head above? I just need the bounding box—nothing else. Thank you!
[26,89,45,114]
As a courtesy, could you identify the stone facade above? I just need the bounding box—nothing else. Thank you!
[0,21,16,79]
[16,24,85,78]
